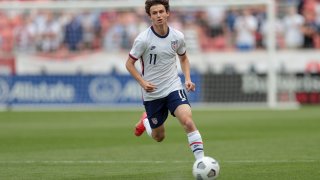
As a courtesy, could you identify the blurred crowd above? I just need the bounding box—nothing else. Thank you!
[0,0,320,58]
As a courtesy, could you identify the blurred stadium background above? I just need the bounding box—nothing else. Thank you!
[0,0,320,110]
[1,1,320,180]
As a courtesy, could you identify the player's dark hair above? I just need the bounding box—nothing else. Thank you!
[145,0,170,16]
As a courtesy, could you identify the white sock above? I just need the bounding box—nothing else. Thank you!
[187,130,204,160]
[143,118,152,137]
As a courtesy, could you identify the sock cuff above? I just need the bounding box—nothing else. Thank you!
[187,130,205,160]
[187,130,199,137]
[187,130,203,145]
[143,118,148,124]
[143,118,152,137]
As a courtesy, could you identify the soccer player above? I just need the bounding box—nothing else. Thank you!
[125,0,205,160]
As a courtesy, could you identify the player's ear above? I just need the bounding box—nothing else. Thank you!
[165,11,170,19]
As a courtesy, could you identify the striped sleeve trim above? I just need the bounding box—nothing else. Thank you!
[177,51,186,56]
[129,54,139,61]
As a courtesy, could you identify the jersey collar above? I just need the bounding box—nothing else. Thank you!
[151,26,169,38]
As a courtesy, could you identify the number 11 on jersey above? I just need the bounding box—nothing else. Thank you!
[149,54,157,65]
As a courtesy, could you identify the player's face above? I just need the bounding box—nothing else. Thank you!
[149,4,169,26]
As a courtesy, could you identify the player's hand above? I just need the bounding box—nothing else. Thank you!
[141,81,157,92]
[185,81,195,92]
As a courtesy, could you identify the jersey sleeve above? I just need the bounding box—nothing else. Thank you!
[129,35,146,61]
[177,34,187,56]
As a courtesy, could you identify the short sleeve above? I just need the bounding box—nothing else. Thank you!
[177,34,187,56]
[129,36,146,61]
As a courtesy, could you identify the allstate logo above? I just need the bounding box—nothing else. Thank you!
[0,79,9,102]
[89,77,121,102]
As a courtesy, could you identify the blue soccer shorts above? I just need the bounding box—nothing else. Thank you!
[143,89,190,129]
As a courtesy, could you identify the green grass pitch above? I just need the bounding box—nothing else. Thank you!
[0,106,319,180]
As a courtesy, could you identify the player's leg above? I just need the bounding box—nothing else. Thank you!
[146,99,168,142]
[135,98,168,142]
[174,104,197,133]
[174,104,205,160]
[135,114,165,142]
[134,111,164,141]
[150,124,165,142]
[167,90,205,160]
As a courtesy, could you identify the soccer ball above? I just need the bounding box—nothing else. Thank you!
[192,156,220,180]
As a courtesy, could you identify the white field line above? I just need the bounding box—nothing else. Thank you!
[0,160,317,164]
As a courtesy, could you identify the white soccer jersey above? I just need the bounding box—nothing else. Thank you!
[129,26,187,101]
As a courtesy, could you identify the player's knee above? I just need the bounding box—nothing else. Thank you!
[153,134,165,142]
[183,118,196,132]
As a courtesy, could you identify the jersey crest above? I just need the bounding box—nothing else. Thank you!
[171,40,178,51]
[151,118,158,125]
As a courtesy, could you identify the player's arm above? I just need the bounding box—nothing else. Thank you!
[125,57,156,92]
[178,53,195,92]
